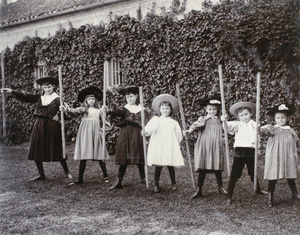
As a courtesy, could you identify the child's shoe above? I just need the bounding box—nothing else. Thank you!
[292,192,300,200]
[218,186,228,194]
[154,185,160,193]
[65,172,73,179]
[29,175,46,181]
[191,188,203,199]
[104,177,110,183]
[256,189,268,195]
[227,198,232,206]
[171,184,177,191]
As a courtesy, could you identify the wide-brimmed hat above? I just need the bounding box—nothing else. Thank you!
[229,101,256,116]
[118,86,139,95]
[267,103,294,116]
[78,87,103,103]
[36,77,59,86]
[200,96,222,106]
[152,94,179,115]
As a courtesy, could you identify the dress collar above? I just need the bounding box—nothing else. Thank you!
[41,92,59,106]
[124,104,142,114]
[274,124,290,129]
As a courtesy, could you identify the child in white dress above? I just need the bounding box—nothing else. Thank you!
[185,97,227,199]
[260,104,300,207]
[144,94,184,193]
[65,87,110,184]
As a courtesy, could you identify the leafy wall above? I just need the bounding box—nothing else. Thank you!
[1,0,299,154]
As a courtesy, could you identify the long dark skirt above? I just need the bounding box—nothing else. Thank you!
[28,117,64,162]
[114,125,144,165]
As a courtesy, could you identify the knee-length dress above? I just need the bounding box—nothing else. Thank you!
[261,124,300,180]
[68,107,109,160]
[12,91,64,162]
[109,105,149,165]
[145,116,184,167]
[189,116,224,172]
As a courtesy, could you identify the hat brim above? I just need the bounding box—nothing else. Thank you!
[118,86,139,95]
[267,105,294,116]
[229,102,256,116]
[36,77,59,86]
[78,87,103,103]
[199,98,222,106]
[152,94,179,115]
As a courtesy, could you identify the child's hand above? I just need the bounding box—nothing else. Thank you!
[183,130,191,137]
[221,114,228,122]
[1,88,12,93]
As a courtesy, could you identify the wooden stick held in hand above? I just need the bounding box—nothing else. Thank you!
[58,65,66,159]
[139,87,149,188]
[176,84,196,189]
[218,65,231,177]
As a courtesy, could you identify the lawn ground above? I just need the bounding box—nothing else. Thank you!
[0,141,300,234]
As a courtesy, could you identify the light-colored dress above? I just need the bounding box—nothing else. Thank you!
[69,107,109,160]
[261,124,300,180]
[189,116,224,172]
[145,116,184,167]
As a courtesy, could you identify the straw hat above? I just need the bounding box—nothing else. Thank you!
[78,87,103,103]
[267,104,294,116]
[229,101,256,116]
[36,77,59,86]
[152,94,179,115]
[118,86,139,95]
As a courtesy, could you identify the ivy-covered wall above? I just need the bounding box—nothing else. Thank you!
[1,0,299,154]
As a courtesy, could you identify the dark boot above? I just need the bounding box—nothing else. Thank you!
[167,166,177,190]
[138,164,146,184]
[191,171,205,199]
[99,160,109,183]
[215,171,227,194]
[227,177,238,205]
[154,166,163,193]
[268,180,277,207]
[251,176,267,195]
[30,161,46,181]
[109,165,127,190]
[60,159,72,179]
[288,179,300,200]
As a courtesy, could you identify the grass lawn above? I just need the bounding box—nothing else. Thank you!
[0,141,299,234]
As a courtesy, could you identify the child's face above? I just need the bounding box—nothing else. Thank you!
[126,93,137,105]
[86,96,96,107]
[43,83,54,95]
[160,104,171,117]
[275,112,287,126]
[206,104,218,117]
[237,108,252,123]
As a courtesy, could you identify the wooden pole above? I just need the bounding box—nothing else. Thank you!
[102,62,107,161]
[1,51,6,138]
[58,65,66,159]
[218,65,231,177]
[176,84,196,189]
[139,87,149,188]
[254,72,261,192]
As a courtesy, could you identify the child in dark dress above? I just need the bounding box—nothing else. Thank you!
[2,77,72,181]
[108,86,149,190]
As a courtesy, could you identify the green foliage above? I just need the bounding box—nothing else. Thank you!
[1,0,299,153]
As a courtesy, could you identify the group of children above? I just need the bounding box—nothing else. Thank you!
[2,77,300,208]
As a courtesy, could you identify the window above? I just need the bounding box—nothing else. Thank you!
[34,61,45,89]
[103,58,122,88]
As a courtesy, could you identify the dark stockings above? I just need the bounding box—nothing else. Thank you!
[77,160,87,183]
[60,159,69,173]
[154,166,176,186]
[99,160,108,178]
[35,161,45,178]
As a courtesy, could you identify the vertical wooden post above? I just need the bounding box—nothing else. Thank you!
[254,72,261,192]
[58,65,66,159]
[218,65,231,177]
[102,61,108,160]
[176,84,196,189]
[139,87,149,188]
[1,51,6,138]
